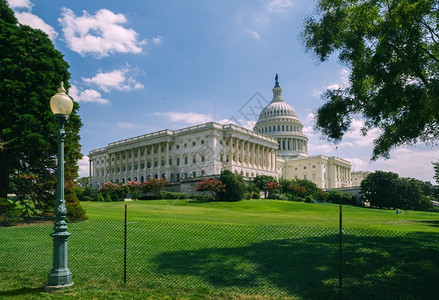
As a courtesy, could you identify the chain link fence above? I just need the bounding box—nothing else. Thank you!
[1,209,438,299]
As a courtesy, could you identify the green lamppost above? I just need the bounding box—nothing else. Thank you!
[45,82,74,290]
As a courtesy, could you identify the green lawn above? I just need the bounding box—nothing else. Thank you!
[81,199,439,232]
[1,200,438,299]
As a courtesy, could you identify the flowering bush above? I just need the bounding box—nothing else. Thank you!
[124,180,140,200]
[265,181,283,198]
[140,178,168,196]
[99,182,129,201]
[196,179,226,193]
[195,178,226,201]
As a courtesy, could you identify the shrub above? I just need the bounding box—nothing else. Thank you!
[265,181,283,198]
[99,182,129,201]
[325,190,355,205]
[251,192,260,199]
[159,191,189,199]
[196,178,226,200]
[217,170,245,202]
[140,178,168,196]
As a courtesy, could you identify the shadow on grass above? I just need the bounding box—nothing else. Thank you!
[0,286,44,297]
[151,232,439,300]
[416,220,439,228]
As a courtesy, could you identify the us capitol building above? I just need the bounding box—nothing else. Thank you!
[89,75,352,190]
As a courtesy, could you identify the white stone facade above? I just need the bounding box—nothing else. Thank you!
[351,171,371,187]
[89,74,352,190]
[89,122,279,189]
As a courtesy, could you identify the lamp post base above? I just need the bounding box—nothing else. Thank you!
[44,282,74,292]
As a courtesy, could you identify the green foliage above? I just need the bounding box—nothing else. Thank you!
[0,1,85,218]
[252,175,276,198]
[265,181,283,198]
[0,198,19,215]
[362,171,434,211]
[140,178,168,196]
[280,178,323,200]
[99,182,129,202]
[433,160,439,185]
[159,191,190,199]
[195,178,226,200]
[302,0,439,159]
[324,190,355,205]
[217,170,246,202]
[76,186,99,202]
[362,171,400,208]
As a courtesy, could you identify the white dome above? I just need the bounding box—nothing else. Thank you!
[258,100,298,121]
[254,74,308,158]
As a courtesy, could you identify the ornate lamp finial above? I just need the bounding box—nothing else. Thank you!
[58,81,66,94]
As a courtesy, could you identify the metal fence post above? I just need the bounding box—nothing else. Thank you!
[339,205,343,300]
[124,204,127,284]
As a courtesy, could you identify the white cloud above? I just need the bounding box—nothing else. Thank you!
[312,68,350,97]
[266,0,293,13]
[69,85,109,104]
[59,8,146,58]
[155,112,213,125]
[364,148,439,183]
[243,28,261,39]
[342,119,381,147]
[15,12,58,40]
[152,36,163,45]
[8,0,58,41]
[8,0,33,10]
[217,118,255,130]
[82,68,144,92]
[77,155,89,178]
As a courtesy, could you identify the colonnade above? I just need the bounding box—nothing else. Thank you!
[226,137,277,172]
[335,165,351,184]
[277,137,307,152]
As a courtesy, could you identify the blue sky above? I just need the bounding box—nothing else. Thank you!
[8,0,439,183]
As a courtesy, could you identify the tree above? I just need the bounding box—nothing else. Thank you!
[140,178,168,197]
[433,161,439,184]
[0,1,85,217]
[361,171,400,208]
[361,171,433,210]
[216,170,245,202]
[195,178,226,200]
[394,177,433,210]
[252,175,276,198]
[265,181,283,198]
[302,0,439,159]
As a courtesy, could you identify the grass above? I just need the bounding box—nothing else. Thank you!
[81,199,439,232]
[1,200,439,299]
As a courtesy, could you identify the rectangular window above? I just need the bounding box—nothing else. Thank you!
[176,158,180,166]
[192,141,196,146]
[192,171,196,177]
[154,160,158,167]
[193,156,196,163]
[147,161,151,168]
[169,159,172,166]
[184,157,188,164]
[161,160,165,166]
